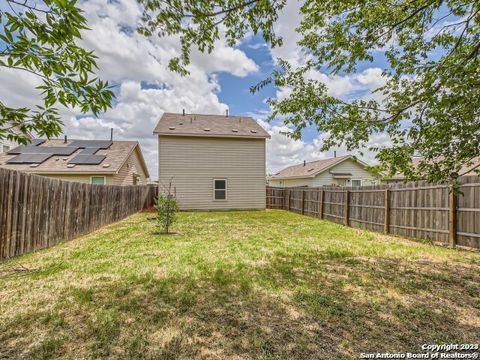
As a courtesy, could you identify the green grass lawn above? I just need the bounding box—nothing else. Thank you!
[0,210,479,359]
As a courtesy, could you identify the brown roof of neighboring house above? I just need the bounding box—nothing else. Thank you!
[0,139,150,177]
[153,112,270,139]
[270,155,369,180]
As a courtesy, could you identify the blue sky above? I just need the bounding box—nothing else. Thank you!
[216,35,276,117]
[1,0,456,179]
[0,0,391,179]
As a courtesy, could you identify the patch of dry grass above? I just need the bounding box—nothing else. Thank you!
[0,210,479,359]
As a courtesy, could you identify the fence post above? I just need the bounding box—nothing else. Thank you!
[301,189,305,215]
[319,189,324,219]
[286,189,291,211]
[449,184,457,248]
[384,189,390,234]
[344,189,350,226]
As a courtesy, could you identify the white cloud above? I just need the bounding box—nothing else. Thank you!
[258,119,391,174]
[275,67,387,101]
[270,0,306,68]
[1,0,393,180]
[0,0,259,180]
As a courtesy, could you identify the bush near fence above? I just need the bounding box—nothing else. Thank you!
[0,168,157,261]
[267,176,480,250]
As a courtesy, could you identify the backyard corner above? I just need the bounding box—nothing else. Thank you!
[0,210,479,360]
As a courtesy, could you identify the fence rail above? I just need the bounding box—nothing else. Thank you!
[0,168,157,261]
[267,176,480,250]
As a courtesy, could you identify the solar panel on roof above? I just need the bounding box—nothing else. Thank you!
[30,139,47,146]
[6,139,111,165]
[8,139,47,154]
[7,145,76,155]
[7,153,53,164]
[8,139,47,152]
[79,147,100,155]
[24,147,77,155]
[7,145,35,154]
[68,154,106,165]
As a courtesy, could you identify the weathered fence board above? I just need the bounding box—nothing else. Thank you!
[267,176,480,250]
[0,168,157,261]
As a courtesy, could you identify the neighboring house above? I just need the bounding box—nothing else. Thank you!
[154,112,270,210]
[385,156,480,184]
[0,138,17,154]
[1,129,33,153]
[0,138,150,185]
[268,155,376,188]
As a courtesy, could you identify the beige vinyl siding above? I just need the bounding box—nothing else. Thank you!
[311,159,376,186]
[113,149,149,185]
[39,174,114,184]
[269,158,376,188]
[159,135,266,210]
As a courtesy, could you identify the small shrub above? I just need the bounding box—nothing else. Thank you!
[154,194,178,234]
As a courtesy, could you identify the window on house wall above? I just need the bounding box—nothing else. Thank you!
[91,176,106,185]
[351,179,362,187]
[213,179,227,200]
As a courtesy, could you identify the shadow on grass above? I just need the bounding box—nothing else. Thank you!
[1,250,479,359]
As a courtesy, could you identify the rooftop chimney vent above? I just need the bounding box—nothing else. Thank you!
[226,109,229,117]
[182,109,185,116]
[303,160,306,166]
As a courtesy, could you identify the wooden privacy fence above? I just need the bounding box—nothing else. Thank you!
[267,176,480,250]
[0,168,157,261]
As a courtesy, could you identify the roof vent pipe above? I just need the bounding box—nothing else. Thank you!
[303,160,306,166]
[334,151,336,158]
[182,109,185,116]
[110,128,113,141]
[226,109,229,117]
[64,135,67,143]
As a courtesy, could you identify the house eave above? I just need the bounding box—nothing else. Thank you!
[269,175,316,181]
[29,170,117,175]
[155,132,270,139]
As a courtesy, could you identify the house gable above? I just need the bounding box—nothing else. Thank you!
[269,156,375,187]
[311,157,374,186]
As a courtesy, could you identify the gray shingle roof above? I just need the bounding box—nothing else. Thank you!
[270,155,359,179]
[153,112,270,138]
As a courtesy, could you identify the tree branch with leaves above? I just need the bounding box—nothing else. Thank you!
[138,0,480,183]
[0,0,114,144]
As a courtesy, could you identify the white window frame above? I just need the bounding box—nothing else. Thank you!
[90,176,106,185]
[351,179,362,187]
[213,178,228,201]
